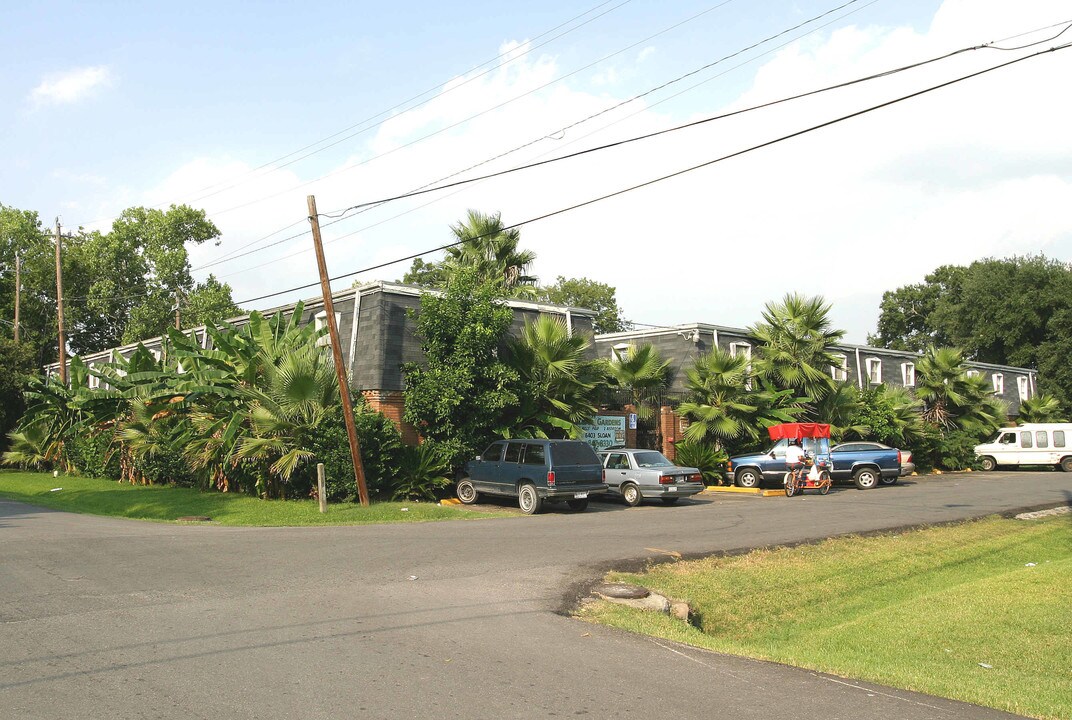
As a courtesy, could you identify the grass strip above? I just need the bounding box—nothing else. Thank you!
[579,515,1072,720]
[0,470,495,526]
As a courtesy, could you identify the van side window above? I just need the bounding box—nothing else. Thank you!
[998,433,1016,444]
[1020,431,1033,449]
[1054,431,1066,448]
[1036,431,1048,449]
[504,443,523,463]
[481,443,504,461]
[522,444,545,466]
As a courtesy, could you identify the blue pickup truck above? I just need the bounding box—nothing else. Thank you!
[727,439,905,490]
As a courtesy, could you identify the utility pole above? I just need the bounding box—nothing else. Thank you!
[307,195,369,506]
[55,218,67,385]
[13,251,20,343]
[173,289,185,329]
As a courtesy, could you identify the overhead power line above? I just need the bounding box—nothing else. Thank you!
[68,0,636,230]
[194,19,1070,275]
[202,0,743,220]
[191,0,874,273]
[233,40,1071,307]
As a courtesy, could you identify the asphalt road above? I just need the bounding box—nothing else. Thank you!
[2,470,1070,719]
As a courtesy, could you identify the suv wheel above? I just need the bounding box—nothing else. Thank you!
[456,478,479,504]
[735,468,762,488]
[518,483,543,515]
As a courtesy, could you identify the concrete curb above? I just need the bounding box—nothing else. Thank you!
[705,486,783,497]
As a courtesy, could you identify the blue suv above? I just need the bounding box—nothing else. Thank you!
[457,439,608,514]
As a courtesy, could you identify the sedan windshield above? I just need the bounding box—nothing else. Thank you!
[633,451,674,468]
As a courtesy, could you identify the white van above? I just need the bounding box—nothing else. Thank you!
[974,424,1072,472]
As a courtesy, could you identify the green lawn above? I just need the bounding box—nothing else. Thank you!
[579,515,1072,720]
[0,470,496,526]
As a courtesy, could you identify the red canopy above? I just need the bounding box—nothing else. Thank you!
[767,422,831,440]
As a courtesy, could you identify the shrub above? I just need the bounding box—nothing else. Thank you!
[391,440,451,501]
[65,430,121,480]
[673,440,728,485]
[305,396,403,502]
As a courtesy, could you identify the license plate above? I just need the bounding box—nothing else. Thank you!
[668,486,677,492]
[574,492,588,499]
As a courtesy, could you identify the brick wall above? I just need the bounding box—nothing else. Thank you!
[361,390,419,445]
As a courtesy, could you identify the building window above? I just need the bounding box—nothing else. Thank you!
[87,363,99,389]
[966,369,980,378]
[992,373,1004,394]
[830,354,848,382]
[730,343,752,389]
[314,311,341,347]
[866,358,882,384]
[901,362,915,387]
[1017,376,1030,402]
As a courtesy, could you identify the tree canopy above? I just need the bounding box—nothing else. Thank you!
[871,255,1072,411]
[538,276,628,334]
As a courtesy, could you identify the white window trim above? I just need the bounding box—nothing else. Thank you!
[992,373,1004,394]
[866,357,882,384]
[730,342,753,389]
[1017,376,1030,402]
[314,310,342,347]
[87,363,99,389]
[610,342,631,362]
[901,362,915,387]
[830,354,848,382]
[966,369,980,378]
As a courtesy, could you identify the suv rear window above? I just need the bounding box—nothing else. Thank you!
[549,441,599,465]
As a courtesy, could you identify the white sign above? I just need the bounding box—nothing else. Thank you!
[580,415,627,451]
[628,413,638,430]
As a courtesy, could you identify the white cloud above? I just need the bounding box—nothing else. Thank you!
[31,66,112,106]
[92,0,1072,340]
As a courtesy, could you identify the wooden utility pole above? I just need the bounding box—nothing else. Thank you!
[173,289,184,329]
[13,251,20,343]
[307,195,369,506]
[54,218,67,385]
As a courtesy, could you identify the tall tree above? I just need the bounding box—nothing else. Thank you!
[873,255,1072,412]
[750,293,844,406]
[400,210,537,297]
[604,343,670,420]
[538,276,628,334]
[402,268,521,469]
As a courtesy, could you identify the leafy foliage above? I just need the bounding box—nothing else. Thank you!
[403,268,521,470]
[391,441,452,501]
[604,343,670,421]
[538,276,628,334]
[750,293,844,405]
[502,315,603,439]
[672,440,728,485]
[1017,393,1064,423]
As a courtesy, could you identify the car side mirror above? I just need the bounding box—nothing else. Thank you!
[769,451,776,458]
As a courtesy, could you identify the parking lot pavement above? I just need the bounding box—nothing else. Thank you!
[2,470,1068,719]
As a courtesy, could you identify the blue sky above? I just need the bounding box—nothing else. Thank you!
[3,0,1071,342]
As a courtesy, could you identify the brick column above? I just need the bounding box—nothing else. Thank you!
[361,390,419,445]
[623,405,638,448]
[660,405,676,461]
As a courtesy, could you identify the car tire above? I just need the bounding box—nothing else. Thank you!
[566,498,589,512]
[518,483,543,515]
[661,497,679,505]
[853,467,878,490]
[456,478,479,505]
[980,456,997,472]
[735,468,762,488]
[1061,457,1072,473]
[621,482,642,507]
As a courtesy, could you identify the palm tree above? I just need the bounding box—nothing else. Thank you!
[1018,393,1063,423]
[444,210,537,297]
[503,315,602,439]
[750,293,845,406]
[604,343,671,420]
[915,347,1003,435]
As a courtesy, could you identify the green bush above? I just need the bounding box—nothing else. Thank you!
[673,440,728,485]
[391,440,451,501]
[304,396,403,502]
[65,430,121,480]
[912,424,986,472]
